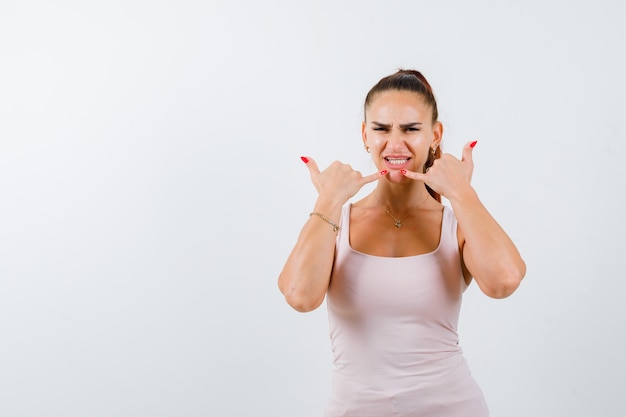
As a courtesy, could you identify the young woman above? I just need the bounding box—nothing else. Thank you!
[278,69,526,416]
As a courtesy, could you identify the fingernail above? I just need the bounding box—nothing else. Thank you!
[380,170,388,175]
[470,141,478,148]
[300,156,309,163]
[400,169,407,175]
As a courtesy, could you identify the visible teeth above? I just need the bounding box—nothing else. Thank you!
[386,158,408,165]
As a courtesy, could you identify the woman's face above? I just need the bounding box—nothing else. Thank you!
[362,90,441,183]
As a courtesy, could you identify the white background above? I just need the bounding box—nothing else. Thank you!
[1,1,625,416]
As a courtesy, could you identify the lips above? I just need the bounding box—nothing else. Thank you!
[383,156,411,169]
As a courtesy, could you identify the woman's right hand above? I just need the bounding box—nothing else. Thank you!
[277,157,383,312]
[301,156,383,204]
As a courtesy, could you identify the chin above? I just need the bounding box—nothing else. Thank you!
[386,170,408,183]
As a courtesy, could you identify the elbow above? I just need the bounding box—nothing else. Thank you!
[483,260,526,299]
[278,277,324,313]
[282,289,324,313]
[290,299,323,313]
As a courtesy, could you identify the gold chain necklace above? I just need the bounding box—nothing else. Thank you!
[375,189,430,228]
[384,207,410,228]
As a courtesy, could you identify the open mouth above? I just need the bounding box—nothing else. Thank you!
[384,157,411,166]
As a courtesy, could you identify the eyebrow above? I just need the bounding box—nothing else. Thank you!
[371,122,423,128]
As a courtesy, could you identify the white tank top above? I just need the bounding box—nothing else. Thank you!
[325,204,489,417]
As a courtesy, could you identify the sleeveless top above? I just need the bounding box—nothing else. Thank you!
[324,204,489,417]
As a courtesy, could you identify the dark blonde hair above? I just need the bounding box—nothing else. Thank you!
[364,69,442,202]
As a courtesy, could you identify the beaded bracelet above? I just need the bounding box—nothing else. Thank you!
[310,212,340,232]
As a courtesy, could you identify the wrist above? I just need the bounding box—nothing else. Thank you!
[310,212,341,232]
[314,195,345,214]
[446,185,479,206]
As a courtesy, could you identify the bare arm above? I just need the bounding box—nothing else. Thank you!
[403,141,526,298]
[278,195,342,312]
[278,157,382,312]
[450,187,526,298]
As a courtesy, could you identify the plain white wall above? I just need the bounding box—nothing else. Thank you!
[1,1,625,416]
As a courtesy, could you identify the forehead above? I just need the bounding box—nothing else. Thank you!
[366,90,431,121]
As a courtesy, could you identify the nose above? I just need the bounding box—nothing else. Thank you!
[387,128,405,149]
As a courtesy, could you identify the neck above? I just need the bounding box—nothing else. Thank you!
[373,183,431,212]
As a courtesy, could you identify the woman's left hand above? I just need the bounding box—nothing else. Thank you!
[402,140,477,201]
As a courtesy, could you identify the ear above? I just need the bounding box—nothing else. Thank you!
[361,121,368,146]
[431,121,443,149]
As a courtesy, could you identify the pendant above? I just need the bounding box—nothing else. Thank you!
[394,220,402,228]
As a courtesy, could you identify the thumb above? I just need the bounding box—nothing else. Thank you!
[300,156,320,176]
[462,140,478,164]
